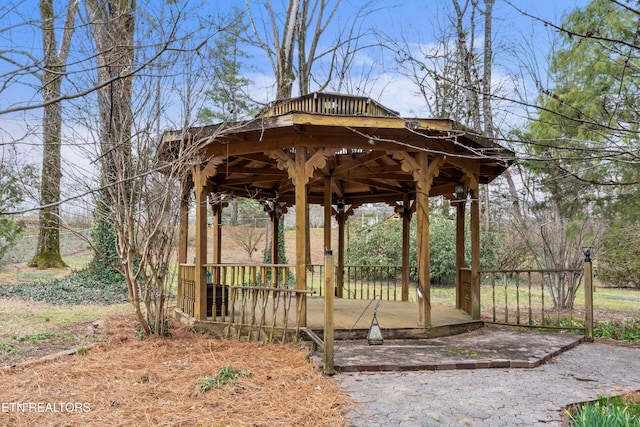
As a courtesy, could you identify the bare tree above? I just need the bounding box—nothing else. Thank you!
[246,0,379,98]
[229,225,266,261]
[78,1,231,335]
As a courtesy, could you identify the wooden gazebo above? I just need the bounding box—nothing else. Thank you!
[160,92,512,337]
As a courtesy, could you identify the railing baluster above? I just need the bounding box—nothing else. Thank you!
[504,273,509,323]
[282,291,292,342]
[269,289,280,342]
[229,286,237,324]
[295,292,305,340]
[516,273,521,325]
[541,272,546,326]
[386,266,390,301]
[527,271,533,326]
[491,272,496,322]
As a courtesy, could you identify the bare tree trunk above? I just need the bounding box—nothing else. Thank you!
[481,0,494,231]
[30,0,78,269]
[85,0,144,333]
[452,0,481,131]
[481,0,494,136]
[230,199,239,225]
[297,0,341,95]
[277,0,299,99]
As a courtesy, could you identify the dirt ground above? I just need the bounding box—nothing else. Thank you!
[0,318,101,367]
[0,314,352,426]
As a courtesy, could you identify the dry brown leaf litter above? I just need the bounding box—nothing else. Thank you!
[0,315,352,426]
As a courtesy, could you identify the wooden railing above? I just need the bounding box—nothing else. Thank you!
[177,264,310,342]
[204,263,294,289]
[307,264,412,300]
[223,285,314,343]
[261,93,397,117]
[480,269,588,333]
[178,264,409,316]
[177,263,196,317]
[178,264,593,337]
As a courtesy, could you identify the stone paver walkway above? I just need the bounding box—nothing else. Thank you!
[324,328,583,372]
[338,342,640,426]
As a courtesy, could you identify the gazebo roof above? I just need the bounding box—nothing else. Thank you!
[161,92,513,206]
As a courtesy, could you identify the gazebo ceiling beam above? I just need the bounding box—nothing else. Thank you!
[343,177,407,193]
[214,176,279,186]
[217,166,288,176]
[330,151,389,176]
[331,178,345,199]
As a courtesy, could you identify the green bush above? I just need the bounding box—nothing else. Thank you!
[347,219,411,267]
[0,164,31,269]
[345,213,500,286]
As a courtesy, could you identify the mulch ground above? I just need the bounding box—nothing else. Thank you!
[0,314,352,426]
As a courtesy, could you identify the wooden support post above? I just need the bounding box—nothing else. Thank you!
[193,167,208,320]
[470,179,481,320]
[455,197,466,310]
[323,177,332,296]
[295,148,308,326]
[337,209,345,298]
[323,250,335,375]
[401,194,411,302]
[416,152,432,326]
[584,259,594,342]
[324,177,332,252]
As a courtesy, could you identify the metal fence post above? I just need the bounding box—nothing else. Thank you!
[583,247,594,342]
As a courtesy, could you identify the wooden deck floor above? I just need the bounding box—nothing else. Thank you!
[305,297,481,339]
[175,295,482,341]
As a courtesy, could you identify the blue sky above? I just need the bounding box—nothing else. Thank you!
[224,0,592,117]
[0,0,591,117]
[0,0,593,214]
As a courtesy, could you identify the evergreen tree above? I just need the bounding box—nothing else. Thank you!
[526,0,640,288]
